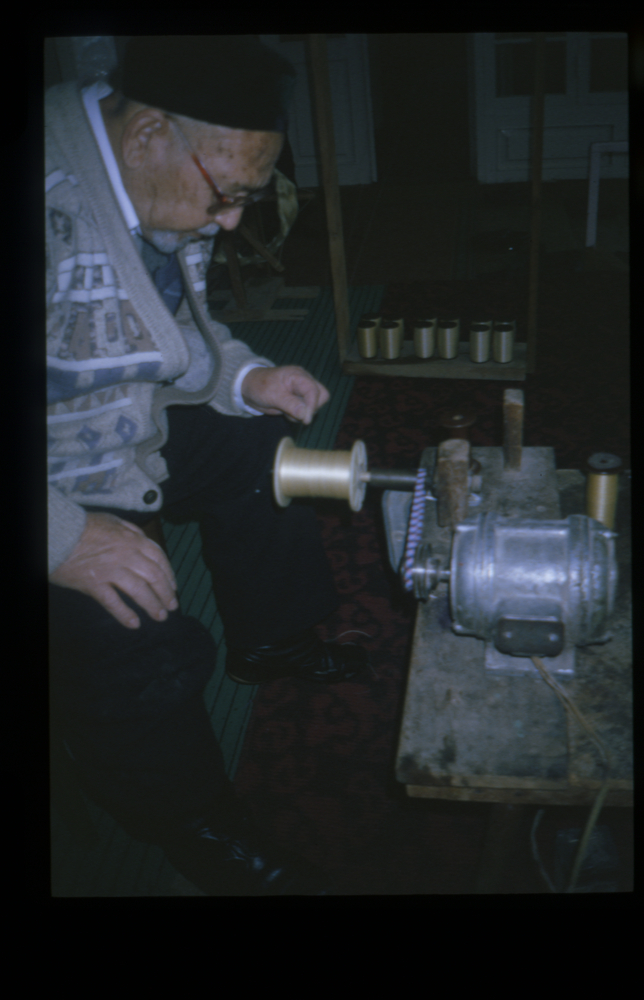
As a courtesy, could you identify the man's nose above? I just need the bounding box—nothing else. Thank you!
[213,207,244,231]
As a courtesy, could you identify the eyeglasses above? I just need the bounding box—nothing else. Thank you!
[170,118,272,212]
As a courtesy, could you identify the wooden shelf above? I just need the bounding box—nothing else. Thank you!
[342,341,527,380]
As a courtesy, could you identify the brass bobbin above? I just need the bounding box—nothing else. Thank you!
[437,321,459,359]
[414,320,436,358]
[273,437,368,512]
[379,321,402,359]
[357,321,378,358]
[469,323,490,363]
[586,453,621,529]
[493,325,514,363]
[391,317,404,340]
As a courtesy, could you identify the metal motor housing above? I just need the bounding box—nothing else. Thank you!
[449,512,617,657]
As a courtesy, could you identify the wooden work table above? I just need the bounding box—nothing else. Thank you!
[395,459,632,810]
[392,439,631,891]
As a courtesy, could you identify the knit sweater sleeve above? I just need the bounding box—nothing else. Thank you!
[173,249,275,417]
[48,484,88,574]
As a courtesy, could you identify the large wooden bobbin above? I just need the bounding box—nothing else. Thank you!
[438,407,481,484]
[273,437,369,512]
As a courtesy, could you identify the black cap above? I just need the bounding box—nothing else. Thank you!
[113,36,296,133]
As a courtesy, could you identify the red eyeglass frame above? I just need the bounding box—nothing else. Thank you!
[171,119,270,212]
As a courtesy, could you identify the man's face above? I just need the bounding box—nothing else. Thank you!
[117,109,283,253]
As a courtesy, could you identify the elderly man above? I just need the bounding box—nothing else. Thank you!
[47,36,367,895]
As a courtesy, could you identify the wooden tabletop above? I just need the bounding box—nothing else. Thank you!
[395,452,633,807]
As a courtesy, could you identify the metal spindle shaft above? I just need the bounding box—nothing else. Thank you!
[363,468,420,490]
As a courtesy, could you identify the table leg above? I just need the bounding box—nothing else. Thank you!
[474,803,527,893]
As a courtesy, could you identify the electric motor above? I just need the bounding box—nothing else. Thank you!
[449,512,617,656]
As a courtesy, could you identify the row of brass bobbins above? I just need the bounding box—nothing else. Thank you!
[356,314,516,363]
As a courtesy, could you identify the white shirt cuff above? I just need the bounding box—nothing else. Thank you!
[233,362,272,415]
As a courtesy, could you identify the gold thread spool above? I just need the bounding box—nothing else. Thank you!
[413,318,436,358]
[379,321,402,359]
[391,317,404,342]
[273,437,368,512]
[469,323,490,363]
[357,321,378,358]
[493,323,514,363]
[586,453,621,529]
[437,320,459,359]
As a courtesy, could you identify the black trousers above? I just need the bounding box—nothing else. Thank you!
[49,406,339,842]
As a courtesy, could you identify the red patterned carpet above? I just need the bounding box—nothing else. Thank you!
[233,265,630,894]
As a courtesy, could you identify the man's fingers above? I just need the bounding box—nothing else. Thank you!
[139,537,178,590]
[286,375,327,424]
[95,583,141,629]
[51,512,180,627]
[99,565,178,627]
[121,552,179,613]
[240,366,330,423]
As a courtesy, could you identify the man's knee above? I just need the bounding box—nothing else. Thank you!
[49,585,217,717]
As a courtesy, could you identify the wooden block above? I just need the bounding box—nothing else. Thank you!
[434,439,470,529]
[503,388,524,470]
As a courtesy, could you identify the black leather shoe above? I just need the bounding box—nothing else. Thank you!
[162,802,336,896]
[226,629,371,685]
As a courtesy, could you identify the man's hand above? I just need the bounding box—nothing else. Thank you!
[241,365,330,425]
[49,512,178,629]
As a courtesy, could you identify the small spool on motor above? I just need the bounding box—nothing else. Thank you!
[413,318,436,358]
[493,322,514,363]
[469,322,491,363]
[357,320,378,358]
[437,320,459,359]
[586,452,621,530]
[273,437,368,512]
[379,320,403,359]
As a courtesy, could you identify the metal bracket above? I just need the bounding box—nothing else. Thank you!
[484,642,575,677]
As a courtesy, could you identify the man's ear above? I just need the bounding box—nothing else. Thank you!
[121,109,171,169]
